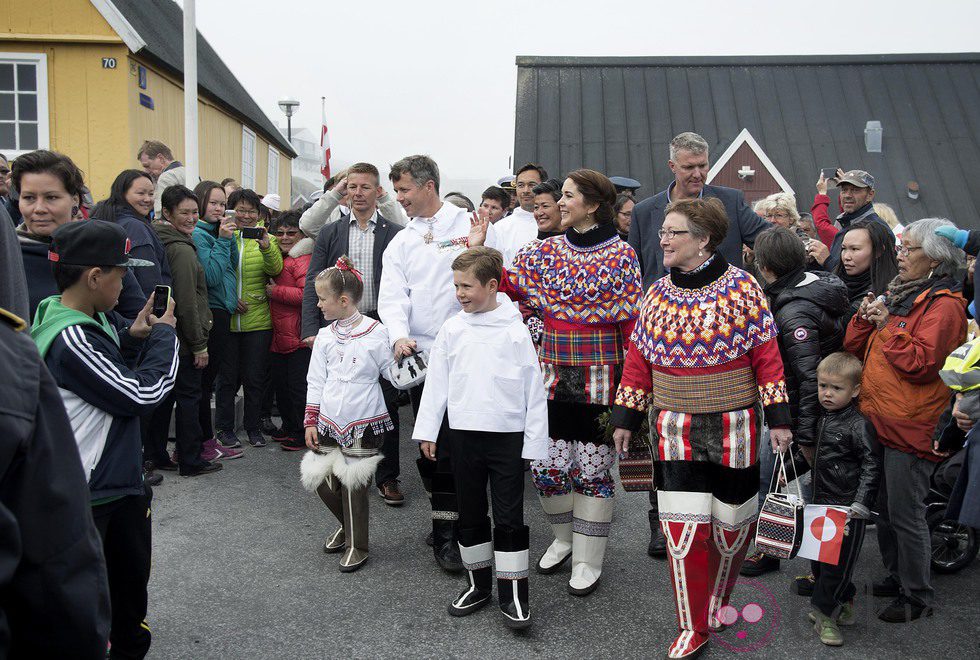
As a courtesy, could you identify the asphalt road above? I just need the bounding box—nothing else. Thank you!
[147,409,979,659]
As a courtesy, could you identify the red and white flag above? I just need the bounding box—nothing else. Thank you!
[320,97,331,180]
[798,505,848,565]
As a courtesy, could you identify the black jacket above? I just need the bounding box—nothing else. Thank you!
[301,212,402,338]
[628,182,769,290]
[766,270,850,446]
[793,403,881,509]
[0,309,110,657]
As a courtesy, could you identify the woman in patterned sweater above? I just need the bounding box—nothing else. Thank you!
[610,198,792,660]
[504,169,642,596]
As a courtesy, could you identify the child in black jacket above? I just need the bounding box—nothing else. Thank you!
[792,352,881,647]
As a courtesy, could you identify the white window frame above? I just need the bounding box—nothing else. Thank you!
[266,146,279,196]
[241,125,256,189]
[0,52,50,157]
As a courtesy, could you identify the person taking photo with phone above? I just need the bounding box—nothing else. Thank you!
[192,181,244,461]
[149,185,223,477]
[213,189,283,450]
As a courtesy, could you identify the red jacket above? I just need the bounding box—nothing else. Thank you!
[269,238,313,354]
[810,193,839,248]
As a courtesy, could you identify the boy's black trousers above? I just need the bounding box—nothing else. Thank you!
[447,428,525,533]
[92,485,153,660]
[811,518,867,617]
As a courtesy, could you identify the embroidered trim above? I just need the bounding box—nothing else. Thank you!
[463,559,493,571]
[497,569,530,580]
[614,384,650,412]
[572,518,611,537]
[547,510,573,525]
[432,510,459,521]
[759,379,789,406]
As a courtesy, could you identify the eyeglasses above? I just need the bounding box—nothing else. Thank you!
[658,229,691,240]
[897,244,922,256]
[272,229,300,237]
[765,211,790,219]
[235,208,258,217]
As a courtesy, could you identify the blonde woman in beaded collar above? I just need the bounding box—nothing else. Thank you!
[611,197,792,660]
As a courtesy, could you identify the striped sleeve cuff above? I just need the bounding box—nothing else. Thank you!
[304,405,319,428]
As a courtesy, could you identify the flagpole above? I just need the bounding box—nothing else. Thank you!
[321,96,328,184]
[183,0,198,184]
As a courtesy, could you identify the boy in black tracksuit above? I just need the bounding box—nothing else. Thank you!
[30,220,179,659]
[792,352,881,647]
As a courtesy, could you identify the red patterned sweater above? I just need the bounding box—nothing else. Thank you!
[504,223,642,405]
[611,253,791,429]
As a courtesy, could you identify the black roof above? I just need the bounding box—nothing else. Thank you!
[514,53,980,228]
[112,0,296,158]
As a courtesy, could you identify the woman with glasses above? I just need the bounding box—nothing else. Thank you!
[844,218,967,624]
[610,197,791,660]
[499,169,642,597]
[266,211,314,451]
[213,188,283,449]
[192,181,244,461]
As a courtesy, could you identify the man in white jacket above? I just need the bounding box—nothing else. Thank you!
[493,163,546,267]
[378,154,498,573]
[414,247,547,629]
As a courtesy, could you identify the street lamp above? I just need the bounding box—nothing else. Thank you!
[278,97,300,142]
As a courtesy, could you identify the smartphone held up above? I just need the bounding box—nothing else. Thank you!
[152,285,171,318]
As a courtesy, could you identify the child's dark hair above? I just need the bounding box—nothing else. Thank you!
[52,263,116,292]
[817,352,863,387]
[452,247,503,285]
[315,255,364,303]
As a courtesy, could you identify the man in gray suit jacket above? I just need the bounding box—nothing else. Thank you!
[301,163,405,505]
[627,132,769,558]
[629,131,769,291]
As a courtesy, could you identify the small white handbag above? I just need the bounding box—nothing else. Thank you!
[389,350,429,390]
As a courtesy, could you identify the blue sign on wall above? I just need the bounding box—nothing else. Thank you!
[138,65,147,89]
[139,93,154,110]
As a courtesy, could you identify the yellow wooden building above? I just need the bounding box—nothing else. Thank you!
[0,0,295,199]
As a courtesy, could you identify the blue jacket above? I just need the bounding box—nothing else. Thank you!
[37,310,178,502]
[105,208,172,297]
[193,220,239,313]
[628,182,769,290]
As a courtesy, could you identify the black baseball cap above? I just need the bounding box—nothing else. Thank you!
[48,220,155,268]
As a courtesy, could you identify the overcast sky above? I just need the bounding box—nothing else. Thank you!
[190,0,979,192]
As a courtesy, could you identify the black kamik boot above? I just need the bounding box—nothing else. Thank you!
[495,525,531,629]
[448,520,493,616]
[431,472,463,573]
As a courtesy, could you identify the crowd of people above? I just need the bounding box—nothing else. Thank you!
[0,129,978,659]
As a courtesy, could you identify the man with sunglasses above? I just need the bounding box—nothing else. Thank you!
[301,162,405,505]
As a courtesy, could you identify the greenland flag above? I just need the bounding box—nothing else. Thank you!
[798,505,848,565]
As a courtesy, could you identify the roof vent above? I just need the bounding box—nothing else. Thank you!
[865,120,882,153]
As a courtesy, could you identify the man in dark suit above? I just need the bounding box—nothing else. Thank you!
[629,131,769,290]
[301,162,405,505]
[628,132,769,559]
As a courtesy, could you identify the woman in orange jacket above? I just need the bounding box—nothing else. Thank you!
[844,217,967,623]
